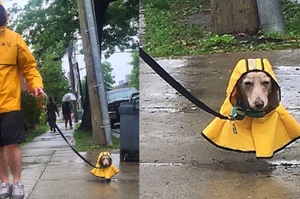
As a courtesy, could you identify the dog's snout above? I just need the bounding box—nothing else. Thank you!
[254,98,264,109]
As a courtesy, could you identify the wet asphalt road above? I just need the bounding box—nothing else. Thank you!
[140,49,300,199]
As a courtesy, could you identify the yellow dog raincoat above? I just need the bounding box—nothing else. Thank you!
[202,58,300,158]
[91,152,119,179]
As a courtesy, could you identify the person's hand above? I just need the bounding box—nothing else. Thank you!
[34,87,44,100]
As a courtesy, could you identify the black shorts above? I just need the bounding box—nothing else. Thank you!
[0,111,26,147]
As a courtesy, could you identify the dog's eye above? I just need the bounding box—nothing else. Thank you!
[262,81,270,86]
[243,81,253,87]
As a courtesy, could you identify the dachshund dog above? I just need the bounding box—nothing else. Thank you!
[91,152,119,183]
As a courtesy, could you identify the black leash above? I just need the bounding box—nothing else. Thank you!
[139,47,229,120]
[43,92,97,169]
[54,123,97,168]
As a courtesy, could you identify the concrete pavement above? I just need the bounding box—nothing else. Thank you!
[20,122,139,199]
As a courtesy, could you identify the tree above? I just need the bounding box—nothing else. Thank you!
[210,0,260,35]
[8,0,138,60]
[39,53,70,103]
[94,0,139,57]
[102,61,115,90]
[129,49,139,90]
[8,0,79,61]
[77,0,138,137]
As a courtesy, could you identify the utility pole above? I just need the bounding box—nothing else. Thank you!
[75,62,84,109]
[77,0,106,146]
[80,0,112,145]
[256,0,285,33]
[68,44,78,123]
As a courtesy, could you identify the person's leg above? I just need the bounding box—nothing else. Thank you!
[64,114,67,129]
[69,114,72,129]
[5,144,22,183]
[0,111,26,198]
[0,149,11,199]
[0,146,9,183]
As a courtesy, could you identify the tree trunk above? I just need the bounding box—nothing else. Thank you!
[77,0,106,146]
[211,0,260,35]
[78,79,92,131]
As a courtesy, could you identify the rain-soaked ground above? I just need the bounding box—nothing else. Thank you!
[140,49,300,199]
[20,122,138,199]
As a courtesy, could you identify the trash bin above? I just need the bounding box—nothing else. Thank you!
[119,100,139,161]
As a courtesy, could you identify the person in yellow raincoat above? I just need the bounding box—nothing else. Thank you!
[0,1,44,199]
[202,58,300,158]
[91,152,119,182]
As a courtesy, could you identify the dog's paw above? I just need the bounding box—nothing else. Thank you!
[100,178,111,183]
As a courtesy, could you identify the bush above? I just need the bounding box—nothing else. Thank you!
[21,91,43,130]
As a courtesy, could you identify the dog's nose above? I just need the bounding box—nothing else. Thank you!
[254,98,264,109]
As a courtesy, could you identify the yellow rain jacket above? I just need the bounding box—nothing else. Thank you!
[202,58,300,158]
[91,152,119,179]
[0,1,43,113]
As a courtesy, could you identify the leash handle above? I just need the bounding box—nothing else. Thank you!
[139,47,229,120]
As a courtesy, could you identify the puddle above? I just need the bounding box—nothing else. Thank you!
[141,162,185,167]
[268,159,300,168]
[275,66,300,109]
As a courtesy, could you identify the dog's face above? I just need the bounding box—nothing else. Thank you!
[99,155,112,168]
[237,71,272,111]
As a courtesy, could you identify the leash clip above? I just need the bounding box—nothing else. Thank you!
[228,115,238,134]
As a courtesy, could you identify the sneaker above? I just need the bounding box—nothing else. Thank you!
[0,182,12,199]
[11,182,24,199]
[70,126,73,130]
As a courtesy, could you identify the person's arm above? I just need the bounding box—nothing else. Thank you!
[17,33,44,99]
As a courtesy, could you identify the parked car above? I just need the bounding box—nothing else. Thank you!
[107,87,138,127]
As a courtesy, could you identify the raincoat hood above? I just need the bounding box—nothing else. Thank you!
[227,59,281,114]
[202,58,300,158]
[0,0,7,32]
[91,152,119,179]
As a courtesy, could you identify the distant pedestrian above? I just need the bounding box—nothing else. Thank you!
[46,97,59,132]
[62,100,73,130]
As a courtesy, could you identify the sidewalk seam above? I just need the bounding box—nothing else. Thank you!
[26,150,56,199]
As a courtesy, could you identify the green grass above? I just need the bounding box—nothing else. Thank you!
[74,127,120,152]
[21,124,49,146]
[142,0,300,57]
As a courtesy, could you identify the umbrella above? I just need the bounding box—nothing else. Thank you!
[62,93,76,101]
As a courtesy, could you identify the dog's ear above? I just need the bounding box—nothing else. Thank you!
[109,157,112,166]
[268,79,280,110]
[230,78,247,107]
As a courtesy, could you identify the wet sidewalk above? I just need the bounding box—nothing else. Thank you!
[140,49,300,199]
[21,122,139,199]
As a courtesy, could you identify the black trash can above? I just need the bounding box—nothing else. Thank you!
[119,100,139,161]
